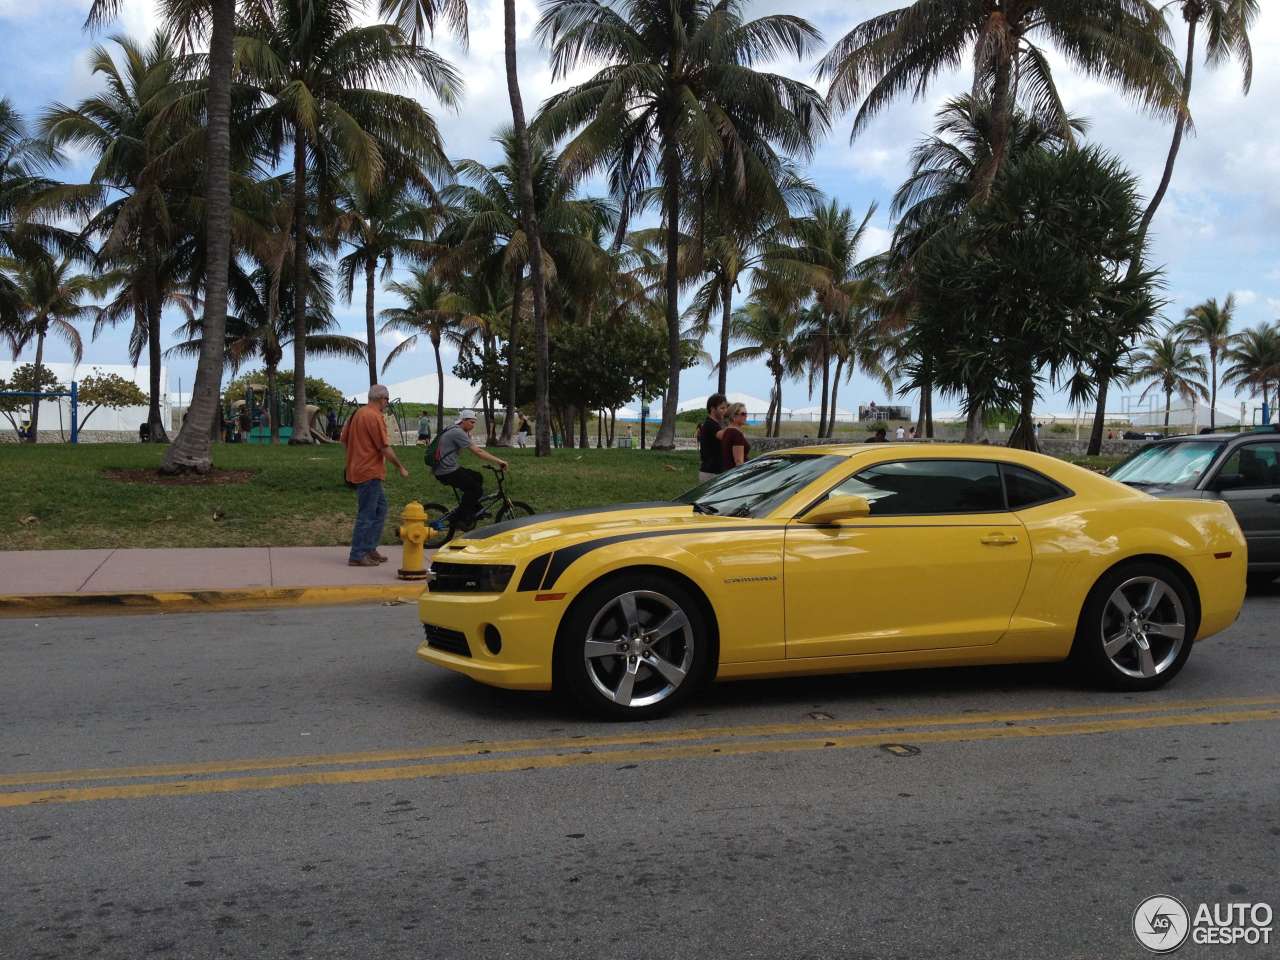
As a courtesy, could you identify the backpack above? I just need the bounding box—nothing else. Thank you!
[424,431,442,469]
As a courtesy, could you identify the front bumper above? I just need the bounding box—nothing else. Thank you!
[416,590,560,691]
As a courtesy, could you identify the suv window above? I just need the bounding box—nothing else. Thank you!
[1213,442,1280,490]
[1002,464,1070,509]
[829,460,1005,516]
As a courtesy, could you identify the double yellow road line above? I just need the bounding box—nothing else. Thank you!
[4,696,1277,808]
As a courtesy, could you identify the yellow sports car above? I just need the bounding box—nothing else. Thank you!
[416,445,1247,719]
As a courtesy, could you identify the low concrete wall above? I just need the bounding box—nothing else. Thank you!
[1,430,146,444]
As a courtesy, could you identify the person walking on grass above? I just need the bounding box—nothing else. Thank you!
[341,384,409,568]
[697,393,729,483]
[432,409,509,529]
[719,402,751,470]
[416,412,431,445]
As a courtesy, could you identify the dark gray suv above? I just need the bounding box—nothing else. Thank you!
[1110,427,1280,584]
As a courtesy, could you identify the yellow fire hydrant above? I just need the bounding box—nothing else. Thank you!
[396,501,430,580]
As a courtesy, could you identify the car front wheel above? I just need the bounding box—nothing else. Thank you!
[1072,562,1196,691]
[555,574,711,720]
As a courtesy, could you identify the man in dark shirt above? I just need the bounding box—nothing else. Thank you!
[697,394,729,482]
[865,426,888,442]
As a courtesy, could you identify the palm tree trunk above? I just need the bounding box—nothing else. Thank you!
[364,259,378,387]
[1009,379,1038,452]
[267,363,280,444]
[1164,388,1172,428]
[432,336,444,436]
[289,133,311,444]
[1088,19,1199,455]
[975,52,1014,198]
[1139,17,1198,246]
[828,355,845,438]
[654,136,682,451]
[717,276,731,396]
[925,386,934,438]
[579,406,588,448]
[144,247,168,442]
[915,381,926,437]
[609,408,616,446]
[765,391,776,438]
[504,0,550,457]
[161,0,233,474]
[1209,348,1217,429]
[775,377,784,438]
[500,265,522,445]
[818,317,830,438]
[28,326,45,442]
[964,398,984,443]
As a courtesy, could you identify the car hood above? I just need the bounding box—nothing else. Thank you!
[433,502,745,560]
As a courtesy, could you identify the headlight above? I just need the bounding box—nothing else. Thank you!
[427,562,516,593]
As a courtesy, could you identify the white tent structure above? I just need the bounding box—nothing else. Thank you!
[789,405,856,423]
[678,392,781,419]
[354,372,478,409]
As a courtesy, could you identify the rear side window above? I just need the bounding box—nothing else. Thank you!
[1002,464,1070,509]
[833,460,1005,515]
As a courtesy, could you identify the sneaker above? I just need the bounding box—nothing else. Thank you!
[348,555,379,567]
[368,550,389,563]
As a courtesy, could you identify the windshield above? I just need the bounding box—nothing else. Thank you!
[675,454,843,518]
[1109,442,1222,488]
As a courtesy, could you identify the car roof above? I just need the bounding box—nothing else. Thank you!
[773,442,1073,463]
[1149,429,1279,444]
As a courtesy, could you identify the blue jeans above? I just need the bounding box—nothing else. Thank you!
[349,478,388,562]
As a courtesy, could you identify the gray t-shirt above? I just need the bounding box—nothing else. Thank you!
[433,425,472,476]
[417,415,431,435]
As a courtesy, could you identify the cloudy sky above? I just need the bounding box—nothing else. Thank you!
[1,0,1277,418]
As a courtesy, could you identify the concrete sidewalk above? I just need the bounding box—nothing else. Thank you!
[0,547,431,617]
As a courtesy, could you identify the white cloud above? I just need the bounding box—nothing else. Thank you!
[1234,290,1259,306]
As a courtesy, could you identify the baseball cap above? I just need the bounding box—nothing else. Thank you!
[456,409,477,422]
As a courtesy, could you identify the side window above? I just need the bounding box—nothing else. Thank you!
[1002,464,1070,509]
[827,460,1005,516]
[1214,443,1280,489]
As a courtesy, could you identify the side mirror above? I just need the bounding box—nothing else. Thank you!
[800,494,872,525]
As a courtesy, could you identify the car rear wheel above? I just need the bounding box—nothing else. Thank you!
[1072,562,1195,691]
[555,574,711,720]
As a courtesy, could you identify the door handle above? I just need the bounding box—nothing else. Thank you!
[1267,494,1280,504]
[980,533,1019,546]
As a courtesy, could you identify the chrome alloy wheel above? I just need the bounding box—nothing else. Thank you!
[1100,576,1187,680]
[582,589,695,709]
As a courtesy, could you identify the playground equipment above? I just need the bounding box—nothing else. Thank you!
[0,382,79,442]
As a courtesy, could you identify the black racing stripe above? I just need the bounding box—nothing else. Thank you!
[539,526,786,590]
[517,553,551,592]
[458,501,676,541]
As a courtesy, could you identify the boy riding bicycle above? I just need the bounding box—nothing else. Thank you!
[431,409,509,528]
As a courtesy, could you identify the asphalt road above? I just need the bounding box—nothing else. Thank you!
[2,584,1279,960]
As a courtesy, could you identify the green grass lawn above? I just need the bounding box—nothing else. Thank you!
[0,444,699,550]
[0,442,1128,550]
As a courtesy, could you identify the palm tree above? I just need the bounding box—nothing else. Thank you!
[537,0,828,449]
[1177,294,1236,430]
[724,294,802,438]
[237,0,460,442]
[1222,324,1280,425]
[1087,0,1260,455]
[41,32,194,443]
[773,198,879,438]
[1140,1,1258,246]
[86,0,240,473]
[1130,330,1209,429]
[817,0,1181,197]
[332,175,435,387]
[379,268,467,435]
[825,298,892,439]
[2,254,110,441]
[436,129,614,444]
[0,99,86,326]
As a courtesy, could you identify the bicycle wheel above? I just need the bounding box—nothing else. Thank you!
[494,499,536,523]
[421,502,456,548]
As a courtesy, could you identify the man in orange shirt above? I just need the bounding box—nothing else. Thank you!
[340,384,409,567]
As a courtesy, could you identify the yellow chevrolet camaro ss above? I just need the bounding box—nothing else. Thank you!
[416,445,1247,719]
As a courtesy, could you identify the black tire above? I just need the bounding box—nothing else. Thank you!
[1070,561,1197,691]
[494,499,536,523]
[554,572,712,721]
[420,502,456,548]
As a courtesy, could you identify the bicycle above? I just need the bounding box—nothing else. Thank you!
[420,464,535,547]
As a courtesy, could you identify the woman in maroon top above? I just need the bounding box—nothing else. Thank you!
[719,402,751,470]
